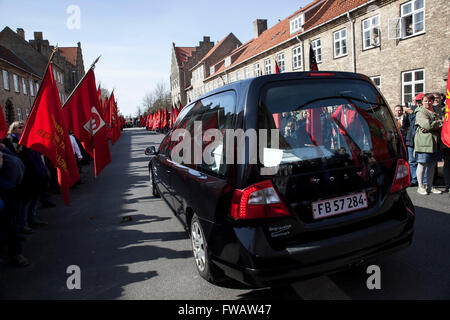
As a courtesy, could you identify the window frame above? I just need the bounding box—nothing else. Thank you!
[290,14,304,34]
[13,74,20,93]
[22,77,27,95]
[292,45,303,70]
[29,80,34,96]
[401,68,424,106]
[400,0,425,39]
[2,70,9,90]
[254,63,260,77]
[333,28,348,59]
[370,76,382,91]
[362,15,381,50]
[311,39,322,63]
[264,59,272,75]
[277,52,286,72]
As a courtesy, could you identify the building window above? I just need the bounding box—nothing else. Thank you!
[245,67,250,79]
[401,0,425,38]
[29,80,34,96]
[402,69,424,106]
[311,39,322,63]
[25,108,30,119]
[363,15,380,50]
[264,59,272,75]
[254,63,260,77]
[17,108,23,121]
[370,76,381,90]
[36,82,39,93]
[225,56,231,67]
[2,70,9,90]
[290,14,304,34]
[277,52,285,72]
[292,45,303,70]
[13,74,19,93]
[229,72,234,83]
[210,66,215,76]
[237,70,242,81]
[22,78,27,95]
[333,28,347,58]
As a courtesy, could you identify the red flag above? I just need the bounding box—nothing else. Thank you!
[442,65,450,148]
[274,61,281,74]
[19,62,79,204]
[0,104,8,140]
[63,68,111,177]
[310,44,319,71]
[306,108,322,146]
[108,93,120,144]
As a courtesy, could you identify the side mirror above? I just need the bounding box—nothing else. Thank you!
[145,146,157,156]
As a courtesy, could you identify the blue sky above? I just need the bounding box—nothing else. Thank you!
[0,0,310,117]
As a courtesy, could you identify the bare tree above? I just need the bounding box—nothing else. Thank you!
[141,80,172,114]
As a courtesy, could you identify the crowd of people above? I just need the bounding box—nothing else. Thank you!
[0,121,88,267]
[395,92,449,195]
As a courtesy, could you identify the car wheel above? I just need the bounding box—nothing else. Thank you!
[190,214,223,283]
[150,170,160,198]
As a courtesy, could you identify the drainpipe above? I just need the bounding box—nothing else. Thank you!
[347,12,356,73]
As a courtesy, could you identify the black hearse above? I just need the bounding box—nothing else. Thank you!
[145,72,415,287]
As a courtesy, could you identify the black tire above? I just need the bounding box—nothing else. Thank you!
[190,214,224,283]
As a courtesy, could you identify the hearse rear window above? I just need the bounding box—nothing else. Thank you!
[258,78,402,168]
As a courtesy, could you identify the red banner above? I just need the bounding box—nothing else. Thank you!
[0,104,8,140]
[19,62,79,204]
[63,69,111,177]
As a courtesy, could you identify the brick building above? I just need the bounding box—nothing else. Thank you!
[0,26,85,124]
[179,0,450,109]
[0,45,41,125]
[170,36,215,106]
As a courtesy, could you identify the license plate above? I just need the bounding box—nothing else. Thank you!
[312,192,368,220]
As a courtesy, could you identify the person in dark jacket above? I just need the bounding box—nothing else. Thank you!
[0,145,30,267]
[402,94,424,186]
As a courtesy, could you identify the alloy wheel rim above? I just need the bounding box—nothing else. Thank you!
[191,222,206,272]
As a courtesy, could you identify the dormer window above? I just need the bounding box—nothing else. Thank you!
[210,66,215,75]
[290,14,304,34]
[225,56,231,67]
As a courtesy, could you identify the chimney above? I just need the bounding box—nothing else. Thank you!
[34,32,43,40]
[253,19,267,38]
[16,28,25,39]
[203,36,210,43]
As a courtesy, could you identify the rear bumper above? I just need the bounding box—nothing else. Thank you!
[211,214,414,287]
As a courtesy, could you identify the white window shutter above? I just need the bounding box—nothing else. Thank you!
[388,17,402,40]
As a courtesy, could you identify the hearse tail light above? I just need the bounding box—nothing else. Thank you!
[230,180,291,220]
[390,159,410,193]
[307,72,336,77]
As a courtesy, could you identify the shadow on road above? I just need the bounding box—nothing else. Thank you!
[0,128,193,299]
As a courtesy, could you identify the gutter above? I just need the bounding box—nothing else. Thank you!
[347,12,356,73]
[204,0,376,79]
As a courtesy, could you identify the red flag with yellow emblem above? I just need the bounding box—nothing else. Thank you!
[19,62,79,204]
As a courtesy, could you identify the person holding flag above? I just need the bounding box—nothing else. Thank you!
[63,57,111,178]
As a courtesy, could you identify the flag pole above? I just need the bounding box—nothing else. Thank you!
[29,45,59,113]
[62,55,102,107]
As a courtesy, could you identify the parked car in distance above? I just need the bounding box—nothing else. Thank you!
[145,71,415,287]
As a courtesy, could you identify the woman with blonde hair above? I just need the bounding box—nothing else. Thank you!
[414,93,444,195]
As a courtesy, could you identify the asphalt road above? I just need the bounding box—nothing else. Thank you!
[1,127,449,300]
